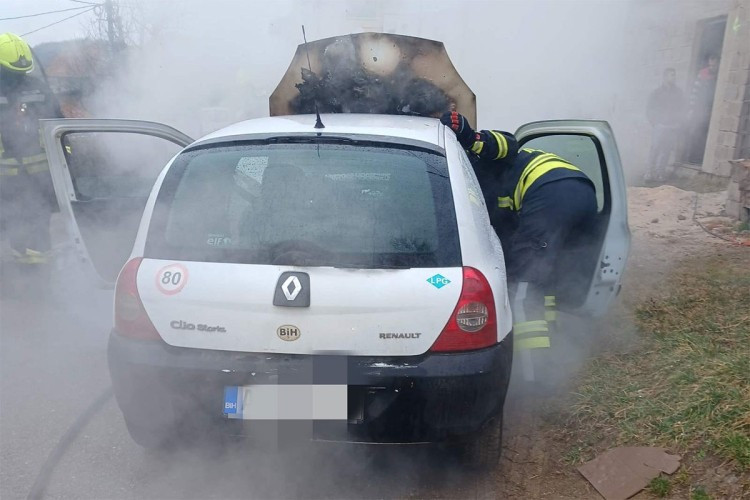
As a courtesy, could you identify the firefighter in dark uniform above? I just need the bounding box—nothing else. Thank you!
[441,112,597,375]
[0,33,63,282]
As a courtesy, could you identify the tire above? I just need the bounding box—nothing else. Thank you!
[125,416,222,451]
[124,420,176,450]
[453,334,512,470]
[458,415,504,470]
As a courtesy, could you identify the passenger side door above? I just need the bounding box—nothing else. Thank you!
[41,119,193,287]
[514,120,630,316]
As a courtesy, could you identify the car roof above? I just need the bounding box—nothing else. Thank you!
[194,114,444,148]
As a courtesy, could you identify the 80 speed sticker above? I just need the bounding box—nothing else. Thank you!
[155,263,189,295]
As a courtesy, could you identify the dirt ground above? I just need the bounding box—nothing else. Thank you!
[488,186,744,499]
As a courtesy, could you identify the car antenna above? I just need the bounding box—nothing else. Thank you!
[302,25,325,130]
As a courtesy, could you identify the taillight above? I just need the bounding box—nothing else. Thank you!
[430,267,497,352]
[114,258,161,340]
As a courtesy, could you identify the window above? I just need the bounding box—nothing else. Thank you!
[147,141,460,268]
[520,134,607,212]
[64,132,180,200]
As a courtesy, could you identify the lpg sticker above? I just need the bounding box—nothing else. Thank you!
[155,263,189,295]
[427,274,451,289]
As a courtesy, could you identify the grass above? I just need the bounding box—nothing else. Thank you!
[690,486,711,500]
[569,249,750,472]
[649,476,672,497]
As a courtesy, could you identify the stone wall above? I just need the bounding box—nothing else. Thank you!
[727,159,750,220]
[703,0,750,178]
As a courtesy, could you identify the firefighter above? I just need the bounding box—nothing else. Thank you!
[0,33,63,285]
[441,111,597,378]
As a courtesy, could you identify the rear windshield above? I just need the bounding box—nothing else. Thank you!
[146,141,460,268]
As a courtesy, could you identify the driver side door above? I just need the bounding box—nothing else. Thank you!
[514,120,630,317]
[41,119,193,287]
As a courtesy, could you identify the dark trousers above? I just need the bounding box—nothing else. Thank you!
[507,178,596,286]
[504,178,597,327]
[0,171,55,254]
[647,124,681,181]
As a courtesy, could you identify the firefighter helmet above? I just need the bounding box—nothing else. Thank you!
[0,33,34,73]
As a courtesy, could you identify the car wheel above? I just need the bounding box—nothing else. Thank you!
[458,414,504,470]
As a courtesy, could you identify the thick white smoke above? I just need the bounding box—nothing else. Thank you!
[87,0,649,181]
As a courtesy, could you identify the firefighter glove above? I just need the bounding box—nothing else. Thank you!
[440,111,476,149]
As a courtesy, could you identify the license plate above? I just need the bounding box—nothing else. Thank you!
[223,385,347,420]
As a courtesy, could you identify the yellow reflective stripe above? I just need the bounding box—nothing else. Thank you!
[514,320,549,335]
[15,255,48,264]
[516,337,551,350]
[13,249,49,264]
[65,145,72,154]
[545,310,557,322]
[471,141,484,154]
[0,162,47,174]
[25,162,49,174]
[497,196,513,209]
[20,153,47,165]
[545,295,556,307]
[0,167,19,176]
[489,131,508,159]
[0,153,47,166]
[520,161,581,204]
[514,155,582,209]
[513,153,556,208]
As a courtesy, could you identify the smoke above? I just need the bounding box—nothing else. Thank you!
[1,1,698,498]
[86,0,649,181]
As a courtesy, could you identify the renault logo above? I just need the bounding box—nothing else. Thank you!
[281,276,302,300]
[273,272,310,307]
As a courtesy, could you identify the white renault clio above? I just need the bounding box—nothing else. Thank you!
[42,112,629,467]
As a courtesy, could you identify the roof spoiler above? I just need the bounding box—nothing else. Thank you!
[269,32,477,128]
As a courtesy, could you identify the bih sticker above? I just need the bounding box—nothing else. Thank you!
[156,263,189,295]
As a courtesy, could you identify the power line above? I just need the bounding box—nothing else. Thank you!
[20,7,97,37]
[0,5,97,22]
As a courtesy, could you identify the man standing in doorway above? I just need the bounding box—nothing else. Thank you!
[645,68,686,183]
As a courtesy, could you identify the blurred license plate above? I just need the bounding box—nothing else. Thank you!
[223,385,347,420]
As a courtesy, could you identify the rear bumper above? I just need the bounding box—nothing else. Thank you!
[107,332,513,443]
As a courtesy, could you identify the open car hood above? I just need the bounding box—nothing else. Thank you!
[269,32,477,128]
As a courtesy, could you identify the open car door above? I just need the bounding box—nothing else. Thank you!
[515,120,630,317]
[41,119,193,287]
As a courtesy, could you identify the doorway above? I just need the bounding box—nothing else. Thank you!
[682,15,727,165]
